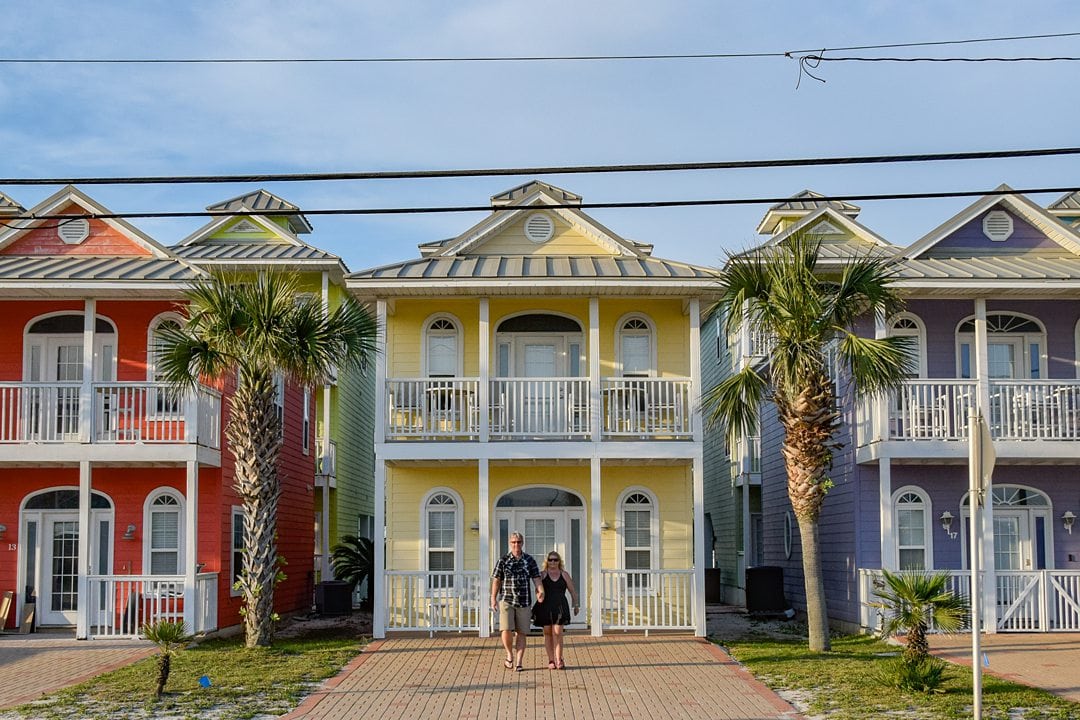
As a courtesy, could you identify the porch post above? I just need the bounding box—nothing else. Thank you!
[75,460,91,639]
[373,299,388,639]
[320,272,333,581]
[478,458,490,638]
[590,457,602,636]
[589,298,601,441]
[974,299,997,633]
[183,460,199,633]
[80,299,96,443]
[689,298,706,637]
[479,299,489,443]
[879,458,895,570]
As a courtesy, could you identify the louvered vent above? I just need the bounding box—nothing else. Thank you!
[524,213,554,243]
[982,210,1013,242]
[57,218,90,244]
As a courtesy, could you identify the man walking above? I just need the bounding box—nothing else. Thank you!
[490,531,544,671]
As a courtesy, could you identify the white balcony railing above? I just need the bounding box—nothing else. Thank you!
[85,573,215,639]
[384,377,693,441]
[989,381,1080,441]
[316,437,337,476]
[0,382,221,448]
[858,568,1080,633]
[384,571,485,632]
[600,569,695,631]
[888,380,976,441]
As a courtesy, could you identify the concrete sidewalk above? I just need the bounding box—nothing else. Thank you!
[930,633,1080,703]
[284,634,802,720]
[0,633,153,710]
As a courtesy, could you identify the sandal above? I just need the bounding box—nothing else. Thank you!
[515,664,524,672]
[556,660,566,670]
[548,660,557,670]
[504,659,514,670]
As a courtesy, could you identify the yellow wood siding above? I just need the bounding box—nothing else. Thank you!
[465,212,620,256]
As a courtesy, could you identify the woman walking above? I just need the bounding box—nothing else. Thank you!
[534,551,579,669]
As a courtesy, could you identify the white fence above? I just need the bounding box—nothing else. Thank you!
[386,378,480,439]
[600,569,695,631]
[601,378,693,439]
[888,380,976,441]
[86,573,218,639]
[859,568,1080,633]
[491,378,590,438]
[384,571,485,633]
[989,381,1080,441]
[0,382,220,448]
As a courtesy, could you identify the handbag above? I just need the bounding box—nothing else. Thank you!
[530,600,542,626]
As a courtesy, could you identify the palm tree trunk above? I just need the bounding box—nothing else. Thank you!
[227,370,283,648]
[796,515,831,652]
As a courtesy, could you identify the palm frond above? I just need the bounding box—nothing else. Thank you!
[702,365,767,445]
[836,333,914,396]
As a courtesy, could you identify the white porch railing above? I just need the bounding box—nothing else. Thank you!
[491,378,590,439]
[601,378,693,439]
[385,378,480,439]
[194,572,219,634]
[384,571,484,632]
[316,437,337,477]
[888,380,977,441]
[0,382,221,448]
[600,569,695,631]
[989,381,1080,441]
[858,568,1080,633]
[87,573,219,639]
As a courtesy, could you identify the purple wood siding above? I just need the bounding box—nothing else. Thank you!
[928,208,1061,252]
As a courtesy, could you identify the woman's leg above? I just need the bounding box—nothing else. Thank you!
[552,624,564,666]
[543,626,555,663]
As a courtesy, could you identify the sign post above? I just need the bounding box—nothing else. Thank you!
[968,409,996,720]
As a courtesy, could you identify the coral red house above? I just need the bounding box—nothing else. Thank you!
[0,187,316,638]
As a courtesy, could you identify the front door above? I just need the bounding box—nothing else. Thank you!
[30,512,112,626]
[494,507,586,624]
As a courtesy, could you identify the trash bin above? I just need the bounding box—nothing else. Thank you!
[704,568,723,603]
[744,566,786,613]
[315,581,353,616]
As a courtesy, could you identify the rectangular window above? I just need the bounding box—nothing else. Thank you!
[428,336,457,377]
[621,336,650,376]
[623,508,652,588]
[149,510,179,575]
[496,342,510,377]
[960,343,972,379]
[427,510,455,589]
[231,508,245,594]
[273,373,285,438]
[302,388,311,455]
[896,508,925,571]
[1030,343,1041,379]
[568,342,582,377]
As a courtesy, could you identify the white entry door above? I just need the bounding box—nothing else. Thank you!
[993,511,1031,570]
[35,513,112,626]
[494,507,586,624]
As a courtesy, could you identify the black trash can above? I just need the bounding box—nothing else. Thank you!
[744,566,786,613]
[315,581,353,616]
[704,568,724,604]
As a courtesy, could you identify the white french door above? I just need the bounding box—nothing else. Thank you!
[30,512,112,626]
[494,507,586,624]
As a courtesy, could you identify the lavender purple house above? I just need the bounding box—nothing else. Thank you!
[704,186,1080,633]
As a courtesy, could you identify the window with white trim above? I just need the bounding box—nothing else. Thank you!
[618,317,654,377]
[425,317,460,377]
[424,491,458,588]
[889,314,926,378]
[619,490,656,588]
[894,488,931,570]
[302,388,311,455]
[957,313,1045,380]
[273,373,285,437]
[231,507,245,594]
[146,490,183,575]
[148,315,184,415]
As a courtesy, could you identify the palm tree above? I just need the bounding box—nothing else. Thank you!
[157,271,377,648]
[870,569,968,666]
[330,535,374,607]
[705,232,911,652]
[142,619,189,698]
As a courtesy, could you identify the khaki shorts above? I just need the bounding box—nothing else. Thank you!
[498,601,532,633]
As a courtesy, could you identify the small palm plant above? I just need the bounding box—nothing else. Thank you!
[142,619,190,698]
[870,569,969,666]
[330,535,374,607]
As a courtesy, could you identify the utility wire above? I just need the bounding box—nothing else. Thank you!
[1,31,1076,65]
[2,147,1079,186]
[3,186,1078,226]
[812,55,1080,62]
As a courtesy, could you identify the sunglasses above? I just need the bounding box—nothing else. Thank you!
[547,556,560,562]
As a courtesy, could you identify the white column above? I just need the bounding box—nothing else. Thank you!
[80,300,96,443]
[321,383,332,580]
[76,460,91,639]
[478,458,490,638]
[589,298,601,441]
[879,458,895,570]
[689,298,702,444]
[590,457,602,636]
[321,472,331,580]
[479,299,490,443]
[373,459,387,639]
[692,454,706,636]
[183,460,199,632]
[374,300,388,446]
[973,299,997,632]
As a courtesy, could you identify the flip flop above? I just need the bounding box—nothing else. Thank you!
[504,659,514,670]
[548,660,556,670]
[515,664,524,672]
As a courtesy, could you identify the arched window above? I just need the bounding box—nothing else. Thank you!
[889,313,926,378]
[618,489,657,586]
[893,487,932,570]
[617,315,655,377]
[424,316,461,377]
[148,314,184,414]
[956,313,1045,379]
[423,490,460,588]
[145,489,184,575]
[24,313,116,383]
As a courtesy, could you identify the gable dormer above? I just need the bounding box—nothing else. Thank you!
[1048,189,1080,229]
[205,189,313,235]
[756,189,861,236]
[0,192,24,219]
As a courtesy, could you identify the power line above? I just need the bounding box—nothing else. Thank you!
[813,55,1080,63]
[2,147,1079,187]
[3,185,1077,226]
[1,31,1076,65]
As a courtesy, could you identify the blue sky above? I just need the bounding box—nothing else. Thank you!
[1,1,1078,271]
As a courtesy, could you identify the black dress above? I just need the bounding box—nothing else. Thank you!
[534,572,572,626]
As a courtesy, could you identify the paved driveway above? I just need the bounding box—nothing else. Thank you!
[283,634,801,720]
[0,633,153,710]
[930,633,1080,703]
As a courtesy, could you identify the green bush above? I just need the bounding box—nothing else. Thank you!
[876,656,950,693]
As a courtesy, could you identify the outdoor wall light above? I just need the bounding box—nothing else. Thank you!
[122,523,137,541]
[469,520,480,533]
[939,511,957,539]
[1063,511,1076,535]
[600,520,611,531]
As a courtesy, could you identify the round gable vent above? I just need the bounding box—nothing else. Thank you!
[57,218,90,244]
[524,212,555,243]
[982,210,1014,242]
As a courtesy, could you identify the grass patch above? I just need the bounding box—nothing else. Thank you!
[13,634,365,720]
[719,633,1080,720]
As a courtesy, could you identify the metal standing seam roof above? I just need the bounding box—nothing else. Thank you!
[172,242,342,262]
[0,192,24,215]
[766,190,861,215]
[897,253,1080,281]
[0,255,206,281]
[206,190,301,213]
[1048,190,1080,212]
[348,254,720,281]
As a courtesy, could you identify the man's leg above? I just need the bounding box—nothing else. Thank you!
[514,629,527,667]
[501,630,514,664]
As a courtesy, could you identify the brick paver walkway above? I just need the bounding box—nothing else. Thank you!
[284,634,801,720]
[0,633,153,710]
[930,633,1080,703]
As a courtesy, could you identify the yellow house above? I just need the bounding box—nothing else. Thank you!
[347,181,717,637]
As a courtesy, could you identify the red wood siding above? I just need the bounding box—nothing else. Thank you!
[1,215,153,256]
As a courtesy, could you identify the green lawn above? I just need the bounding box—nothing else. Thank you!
[13,633,365,720]
[720,633,1080,720]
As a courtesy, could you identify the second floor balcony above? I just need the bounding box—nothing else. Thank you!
[0,381,221,460]
[857,379,1080,461]
[385,377,694,442]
